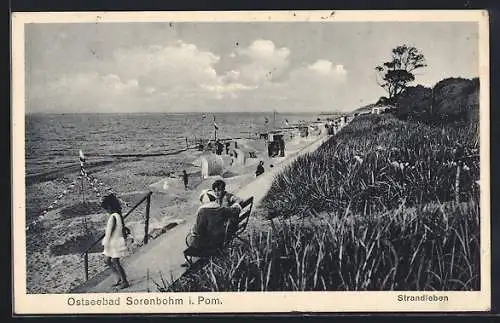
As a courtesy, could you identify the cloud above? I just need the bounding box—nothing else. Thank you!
[241,39,290,62]
[201,83,257,94]
[110,40,220,90]
[220,70,241,83]
[198,39,291,102]
[233,39,290,85]
[308,60,347,78]
[28,40,224,112]
[287,59,347,92]
[238,59,349,111]
[145,87,156,94]
[27,37,349,113]
[196,40,291,100]
[30,72,144,113]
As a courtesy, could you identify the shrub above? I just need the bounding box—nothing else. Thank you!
[395,77,479,123]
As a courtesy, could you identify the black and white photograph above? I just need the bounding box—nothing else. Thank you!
[12,10,490,314]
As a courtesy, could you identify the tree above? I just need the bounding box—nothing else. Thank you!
[375,45,427,101]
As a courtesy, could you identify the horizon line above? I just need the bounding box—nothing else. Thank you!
[25,110,353,115]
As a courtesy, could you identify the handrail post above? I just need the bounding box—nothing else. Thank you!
[84,252,89,281]
[144,193,151,245]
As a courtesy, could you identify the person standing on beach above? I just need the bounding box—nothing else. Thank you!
[101,194,129,289]
[215,140,223,155]
[182,170,189,190]
[255,161,265,177]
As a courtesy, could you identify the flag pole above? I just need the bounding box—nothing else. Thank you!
[79,149,86,204]
[79,149,89,237]
[273,109,276,131]
[213,115,217,141]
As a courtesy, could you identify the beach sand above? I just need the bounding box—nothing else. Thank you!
[25,130,325,293]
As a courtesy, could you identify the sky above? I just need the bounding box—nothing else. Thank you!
[25,21,479,114]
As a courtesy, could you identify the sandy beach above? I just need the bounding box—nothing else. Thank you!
[26,128,324,293]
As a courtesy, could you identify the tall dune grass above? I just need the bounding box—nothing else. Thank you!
[165,114,480,292]
[262,115,479,218]
[167,200,479,292]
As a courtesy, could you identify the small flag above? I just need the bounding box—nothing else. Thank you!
[79,149,86,175]
[79,149,85,164]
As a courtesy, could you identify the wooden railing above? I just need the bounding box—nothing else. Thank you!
[80,191,153,281]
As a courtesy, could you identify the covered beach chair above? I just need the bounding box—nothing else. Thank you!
[198,154,224,179]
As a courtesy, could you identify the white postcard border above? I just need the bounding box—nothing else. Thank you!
[11,10,491,314]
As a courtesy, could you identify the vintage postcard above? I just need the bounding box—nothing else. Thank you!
[12,10,490,314]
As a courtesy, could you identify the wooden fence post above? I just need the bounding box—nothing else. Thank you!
[144,193,151,244]
[84,252,89,281]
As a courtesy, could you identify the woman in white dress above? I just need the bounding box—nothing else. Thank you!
[101,194,129,289]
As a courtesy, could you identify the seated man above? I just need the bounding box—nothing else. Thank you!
[212,179,242,212]
[186,189,240,256]
[212,179,243,238]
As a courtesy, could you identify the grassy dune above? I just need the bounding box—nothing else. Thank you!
[168,113,480,292]
[264,114,479,217]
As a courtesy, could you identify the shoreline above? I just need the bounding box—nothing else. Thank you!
[26,128,328,293]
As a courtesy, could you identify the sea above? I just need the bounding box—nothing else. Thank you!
[25,112,324,176]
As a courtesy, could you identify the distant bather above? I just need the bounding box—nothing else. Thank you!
[255,161,265,177]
